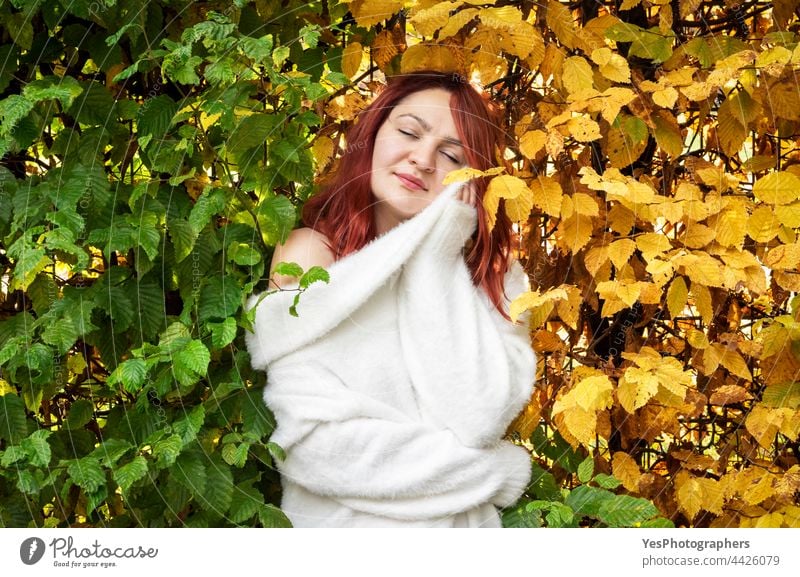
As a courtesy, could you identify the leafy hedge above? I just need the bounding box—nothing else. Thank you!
[4,0,796,529]
[0,0,342,527]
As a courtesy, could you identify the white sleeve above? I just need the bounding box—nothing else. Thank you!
[264,362,531,522]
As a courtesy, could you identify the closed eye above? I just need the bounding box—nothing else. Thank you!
[442,151,461,164]
[399,129,418,138]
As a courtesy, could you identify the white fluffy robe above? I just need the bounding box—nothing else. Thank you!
[246,184,536,527]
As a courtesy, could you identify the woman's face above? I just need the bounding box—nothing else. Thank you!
[370,88,467,234]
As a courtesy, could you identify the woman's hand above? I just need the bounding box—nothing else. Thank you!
[455,181,478,207]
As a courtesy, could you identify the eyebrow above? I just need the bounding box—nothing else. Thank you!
[397,113,464,147]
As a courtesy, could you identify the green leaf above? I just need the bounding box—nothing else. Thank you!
[173,339,211,386]
[0,394,27,444]
[110,359,148,393]
[1,444,27,466]
[171,405,205,445]
[65,399,94,430]
[113,455,149,492]
[266,442,285,462]
[640,517,675,528]
[198,457,234,515]
[23,76,83,109]
[153,433,183,468]
[502,501,543,528]
[137,94,179,139]
[168,218,199,263]
[189,187,226,234]
[239,35,274,63]
[172,450,207,497]
[229,482,264,524]
[242,389,275,438]
[565,485,614,519]
[577,456,594,484]
[228,114,279,155]
[606,23,675,63]
[597,494,659,527]
[227,241,262,266]
[258,503,292,528]
[221,442,249,468]
[67,81,116,125]
[594,473,622,490]
[545,502,576,527]
[0,95,33,136]
[198,276,241,322]
[257,195,296,245]
[67,456,105,493]
[299,266,330,290]
[272,261,303,278]
[527,461,561,501]
[91,439,134,468]
[209,317,237,349]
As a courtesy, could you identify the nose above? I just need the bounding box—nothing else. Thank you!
[408,139,436,173]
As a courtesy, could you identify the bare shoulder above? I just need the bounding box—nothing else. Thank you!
[269,227,335,289]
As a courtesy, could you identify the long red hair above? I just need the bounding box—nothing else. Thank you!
[302,71,514,315]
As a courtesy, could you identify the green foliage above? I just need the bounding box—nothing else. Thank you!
[0,0,346,528]
[503,427,673,528]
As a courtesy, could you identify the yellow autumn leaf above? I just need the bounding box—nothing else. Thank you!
[410,1,455,37]
[774,202,800,228]
[562,56,594,95]
[484,174,528,230]
[519,130,547,159]
[591,47,631,83]
[509,288,568,323]
[572,192,599,216]
[349,0,404,28]
[608,239,636,270]
[500,21,542,59]
[746,206,780,242]
[652,85,679,108]
[505,184,534,222]
[618,366,660,413]
[666,276,688,319]
[690,283,713,325]
[557,406,597,448]
[763,243,800,270]
[653,111,684,157]
[438,7,479,39]
[342,42,364,79]
[401,44,461,74]
[686,327,710,349]
[612,452,641,492]
[710,343,752,381]
[712,204,748,249]
[753,171,800,205]
[636,233,672,260]
[646,258,674,286]
[553,374,614,415]
[545,0,578,50]
[567,116,602,142]
[591,87,637,124]
[442,166,504,185]
[311,135,335,169]
[675,472,705,520]
[530,176,563,216]
[558,214,594,253]
[681,222,715,249]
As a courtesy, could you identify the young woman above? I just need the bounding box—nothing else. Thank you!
[246,71,536,527]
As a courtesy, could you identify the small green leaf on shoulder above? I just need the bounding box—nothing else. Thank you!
[272,261,304,279]
[299,265,330,289]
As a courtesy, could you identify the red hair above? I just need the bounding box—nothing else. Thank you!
[302,71,514,316]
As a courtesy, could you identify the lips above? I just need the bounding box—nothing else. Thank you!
[395,172,427,191]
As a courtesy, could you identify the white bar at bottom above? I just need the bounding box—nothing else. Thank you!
[1,528,798,576]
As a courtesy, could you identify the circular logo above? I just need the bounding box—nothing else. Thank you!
[20,537,46,565]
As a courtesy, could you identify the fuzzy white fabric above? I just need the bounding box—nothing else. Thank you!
[246,183,536,527]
